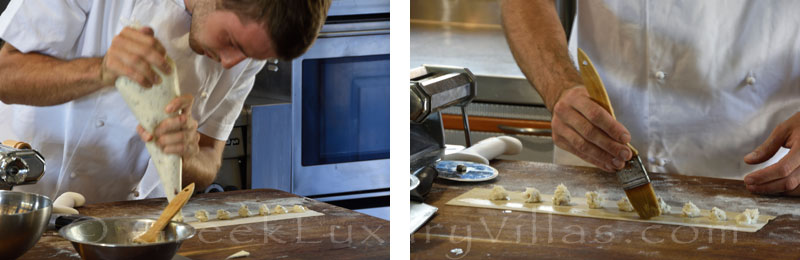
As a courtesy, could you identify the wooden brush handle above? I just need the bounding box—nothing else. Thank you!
[577,48,639,155]
[577,49,616,118]
[135,183,195,243]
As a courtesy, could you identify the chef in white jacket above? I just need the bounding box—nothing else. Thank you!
[0,0,329,202]
[502,0,800,195]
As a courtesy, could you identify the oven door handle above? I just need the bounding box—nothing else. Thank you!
[318,29,391,38]
[497,124,552,136]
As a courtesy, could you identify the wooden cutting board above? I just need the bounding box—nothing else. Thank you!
[22,189,389,260]
[412,160,800,259]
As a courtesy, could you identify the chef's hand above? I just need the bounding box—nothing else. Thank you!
[551,86,633,172]
[743,112,800,196]
[137,94,200,157]
[100,26,171,88]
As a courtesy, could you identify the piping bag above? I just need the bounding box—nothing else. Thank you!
[115,50,184,221]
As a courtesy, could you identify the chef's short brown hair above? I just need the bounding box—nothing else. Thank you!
[218,0,331,60]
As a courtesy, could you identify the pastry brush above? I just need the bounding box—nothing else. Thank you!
[577,48,661,219]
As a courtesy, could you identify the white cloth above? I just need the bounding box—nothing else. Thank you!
[556,0,800,179]
[0,0,265,202]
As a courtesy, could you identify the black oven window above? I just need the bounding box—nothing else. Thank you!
[301,54,390,166]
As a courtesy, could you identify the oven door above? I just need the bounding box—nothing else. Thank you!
[291,32,390,197]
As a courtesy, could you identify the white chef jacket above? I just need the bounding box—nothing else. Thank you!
[0,0,265,202]
[555,0,800,179]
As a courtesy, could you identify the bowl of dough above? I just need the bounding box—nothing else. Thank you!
[59,217,196,260]
[0,190,52,259]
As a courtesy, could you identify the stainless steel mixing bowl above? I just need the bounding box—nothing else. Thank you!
[59,217,196,260]
[0,190,52,260]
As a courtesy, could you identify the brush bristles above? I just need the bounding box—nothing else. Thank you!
[625,183,661,219]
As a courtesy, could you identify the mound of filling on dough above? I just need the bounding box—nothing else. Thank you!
[292,205,307,213]
[656,196,671,213]
[259,204,271,216]
[681,201,701,218]
[238,204,250,217]
[194,210,209,222]
[617,197,634,212]
[490,185,509,201]
[273,205,288,214]
[708,207,727,221]
[735,208,759,224]
[552,184,571,206]
[523,187,541,203]
[585,191,603,209]
[217,209,231,220]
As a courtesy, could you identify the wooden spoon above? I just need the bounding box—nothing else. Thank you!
[133,182,195,243]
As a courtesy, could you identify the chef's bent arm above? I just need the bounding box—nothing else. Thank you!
[501,0,633,171]
[0,43,105,106]
[500,0,583,111]
[182,133,225,189]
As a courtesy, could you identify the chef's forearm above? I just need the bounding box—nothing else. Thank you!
[501,0,583,111]
[181,146,221,190]
[0,43,106,106]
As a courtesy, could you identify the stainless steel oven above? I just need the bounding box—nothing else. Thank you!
[247,0,390,219]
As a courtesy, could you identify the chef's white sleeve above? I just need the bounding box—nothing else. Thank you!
[197,59,266,141]
[0,0,90,57]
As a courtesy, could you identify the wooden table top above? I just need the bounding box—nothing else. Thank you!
[411,160,800,259]
[21,189,389,260]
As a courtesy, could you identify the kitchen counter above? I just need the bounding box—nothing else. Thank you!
[22,189,390,259]
[411,21,546,107]
[411,21,523,78]
[411,160,800,259]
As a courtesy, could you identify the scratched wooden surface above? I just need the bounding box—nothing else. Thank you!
[411,160,800,259]
[20,189,389,260]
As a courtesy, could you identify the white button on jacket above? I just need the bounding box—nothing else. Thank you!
[654,71,665,80]
[746,76,756,85]
[556,0,800,179]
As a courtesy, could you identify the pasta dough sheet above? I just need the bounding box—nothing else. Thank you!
[446,188,775,232]
[187,209,324,229]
